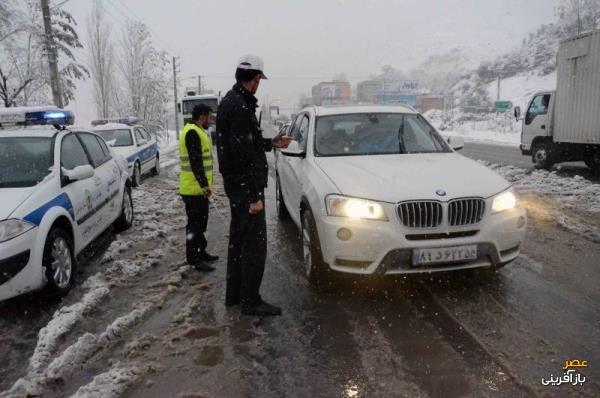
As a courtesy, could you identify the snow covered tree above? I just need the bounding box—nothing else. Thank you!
[87,0,114,119]
[556,0,600,36]
[116,21,169,135]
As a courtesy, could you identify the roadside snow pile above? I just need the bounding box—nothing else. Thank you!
[70,366,143,398]
[482,161,600,214]
[425,109,521,147]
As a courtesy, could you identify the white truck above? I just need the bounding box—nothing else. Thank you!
[177,93,219,141]
[517,29,600,171]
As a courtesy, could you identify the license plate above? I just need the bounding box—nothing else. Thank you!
[412,245,478,266]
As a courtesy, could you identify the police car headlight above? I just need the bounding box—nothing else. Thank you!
[0,219,35,243]
[326,195,388,221]
[492,189,517,213]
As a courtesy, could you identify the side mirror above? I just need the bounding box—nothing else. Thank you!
[447,136,464,151]
[62,165,94,183]
[177,103,181,113]
[106,139,116,147]
[514,106,521,121]
[281,140,306,158]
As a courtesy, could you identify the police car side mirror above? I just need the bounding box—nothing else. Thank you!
[62,165,94,183]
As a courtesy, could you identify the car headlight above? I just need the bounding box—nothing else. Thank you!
[492,189,517,213]
[326,195,388,221]
[0,219,36,243]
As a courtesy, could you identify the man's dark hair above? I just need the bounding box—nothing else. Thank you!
[235,68,261,83]
[192,104,212,121]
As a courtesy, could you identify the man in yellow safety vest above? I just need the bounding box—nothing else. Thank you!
[179,104,219,271]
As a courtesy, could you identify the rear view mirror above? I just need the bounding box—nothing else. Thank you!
[447,136,464,151]
[62,165,94,182]
[514,106,521,121]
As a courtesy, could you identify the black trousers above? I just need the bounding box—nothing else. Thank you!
[225,191,267,307]
[181,195,209,265]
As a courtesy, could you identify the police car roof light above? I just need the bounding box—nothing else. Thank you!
[0,106,74,127]
[91,116,140,127]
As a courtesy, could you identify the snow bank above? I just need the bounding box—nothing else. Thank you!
[486,71,556,111]
[70,366,142,398]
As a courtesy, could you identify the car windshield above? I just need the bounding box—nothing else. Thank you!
[182,98,218,114]
[0,137,54,188]
[314,113,451,156]
[96,129,133,147]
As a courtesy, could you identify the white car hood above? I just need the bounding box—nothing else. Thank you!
[315,153,510,202]
[0,187,36,220]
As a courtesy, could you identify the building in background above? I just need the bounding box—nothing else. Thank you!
[416,95,445,113]
[356,80,381,103]
[311,81,351,106]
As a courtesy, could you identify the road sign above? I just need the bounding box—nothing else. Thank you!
[495,101,513,111]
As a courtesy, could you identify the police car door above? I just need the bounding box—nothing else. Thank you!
[60,133,102,248]
[134,127,155,174]
[77,133,118,237]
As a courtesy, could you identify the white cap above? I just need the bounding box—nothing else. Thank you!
[237,54,267,79]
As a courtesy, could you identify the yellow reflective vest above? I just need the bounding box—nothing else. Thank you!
[179,123,213,196]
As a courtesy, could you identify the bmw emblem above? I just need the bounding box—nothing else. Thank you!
[435,189,447,197]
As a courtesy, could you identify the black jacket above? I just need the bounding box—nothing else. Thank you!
[216,83,272,203]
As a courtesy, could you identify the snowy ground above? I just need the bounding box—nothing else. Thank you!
[1,125,599,397]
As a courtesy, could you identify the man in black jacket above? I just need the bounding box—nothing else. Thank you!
[216,55,291,316]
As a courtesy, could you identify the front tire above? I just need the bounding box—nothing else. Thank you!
[584,151,600,174]
[132,162,141,187]
[276,175,289,220]
[301,209,329,285]
[43,228,75,297]
[532,141,554,170]
[114,187,134,231]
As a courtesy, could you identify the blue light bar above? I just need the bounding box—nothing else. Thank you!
[0,106,75,127]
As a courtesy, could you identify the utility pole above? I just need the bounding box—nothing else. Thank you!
[172,56,180,138]
[41,0,63,108]
[198,75,202,95]
[497,75,501,101]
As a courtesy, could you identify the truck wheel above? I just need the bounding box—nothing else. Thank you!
[532,142,554,170]
[301,209,329,286]
[43,228,75,297]
[276,175,289,220]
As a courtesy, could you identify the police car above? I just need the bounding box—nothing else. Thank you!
[0,107,133,302]
[91,117,159,187]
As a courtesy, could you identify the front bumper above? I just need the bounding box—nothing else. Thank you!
[315,205,527,275]
[0,228,42,301]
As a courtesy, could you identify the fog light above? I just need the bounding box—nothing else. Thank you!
[517,216,526,229]
[337,228,352,241]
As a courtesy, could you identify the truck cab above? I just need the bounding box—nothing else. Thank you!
[518,91,554,167]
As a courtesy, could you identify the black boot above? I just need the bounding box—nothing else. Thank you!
[241,300,282,316]
[191,262,216,272]
[201,252,219,262]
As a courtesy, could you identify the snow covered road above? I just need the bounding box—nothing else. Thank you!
[1,131,599,397]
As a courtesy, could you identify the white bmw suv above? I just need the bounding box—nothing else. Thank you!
[275,105,527,284]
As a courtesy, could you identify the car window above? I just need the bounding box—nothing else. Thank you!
[293,115,310,149]
[0,137,54,188]
[95,136,112,159]
[139,127,151,141]
[96,129,133,147]
[78,133,109,167]
[61,134,90,170]
[525,94,551,125]
[315,113,450,156]
[134,128,145,144]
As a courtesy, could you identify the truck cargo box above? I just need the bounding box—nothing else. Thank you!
[554,29,600,144]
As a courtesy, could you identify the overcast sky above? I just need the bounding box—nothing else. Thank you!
[63,0,562,122]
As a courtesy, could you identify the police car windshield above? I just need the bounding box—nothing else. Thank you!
[96,129,133,147]
[0,137,54,188]
[314,113,451,157]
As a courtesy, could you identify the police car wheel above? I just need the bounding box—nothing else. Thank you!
[132,162,141,187]
[151,155,160,176]
[114,187,134,231]
[43,228,75,297]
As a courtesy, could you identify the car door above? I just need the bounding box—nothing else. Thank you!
[136,127,156,174]
[278,115,302,216]
[280,113,310,222]
[522,93,552,149]
[59,133,101,249]
[77,132,115,236]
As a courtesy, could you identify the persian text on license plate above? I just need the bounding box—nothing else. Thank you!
[412,245,478,266]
